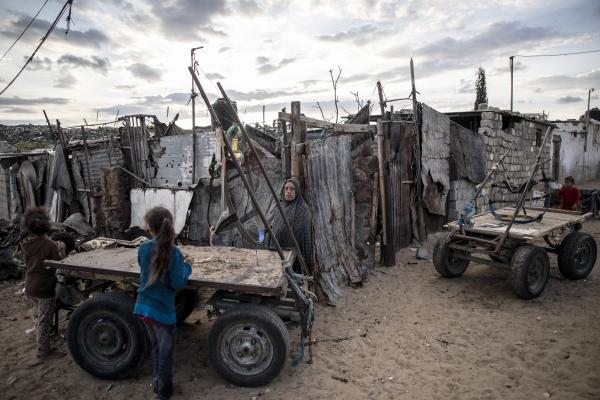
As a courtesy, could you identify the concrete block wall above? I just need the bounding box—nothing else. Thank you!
[477,111,551,207]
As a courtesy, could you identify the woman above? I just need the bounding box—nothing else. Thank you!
[266,179,313,274]
[134,207,192,400]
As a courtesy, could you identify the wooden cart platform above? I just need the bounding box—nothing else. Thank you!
[46,245,289,295]
[446,207,591,240]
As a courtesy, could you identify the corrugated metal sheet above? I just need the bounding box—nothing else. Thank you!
[0,166,10,220]
[71,143,124,190]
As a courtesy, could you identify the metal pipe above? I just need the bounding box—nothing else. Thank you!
[217,82,310,276]
[80,126,94,225]
[187,66,286,260]
[509,56,514,112]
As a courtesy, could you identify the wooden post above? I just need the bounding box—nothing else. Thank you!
[281,107,291,179]
[81,126,94,225]
[376,81,385,119]
[42,110,54,141]
[410,58,426,242]
[377,120,388,245]
[291,101,306,191]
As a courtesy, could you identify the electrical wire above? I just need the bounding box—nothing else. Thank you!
[0,0,50,63]
[512,49,600,58]
[0,0,73,97]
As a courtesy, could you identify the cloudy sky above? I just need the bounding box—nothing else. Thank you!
[0,0,599,128]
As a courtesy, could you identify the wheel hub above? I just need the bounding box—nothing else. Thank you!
[88,319,124,357]
[221,323,273,375]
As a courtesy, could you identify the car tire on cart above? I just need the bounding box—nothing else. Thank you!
[557,231,597,280]
[175,288,197,325]
[510,245,550,299]
[433,237,470,278]
[66,291,148,379]
[208,304,290,387]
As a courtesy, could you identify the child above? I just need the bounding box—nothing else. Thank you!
[559,176,580,211]
[133,207,192,400]
[21,206,66,358]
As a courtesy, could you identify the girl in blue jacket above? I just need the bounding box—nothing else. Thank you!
[134,207,192,400]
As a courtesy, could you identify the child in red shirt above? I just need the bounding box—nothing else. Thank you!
[559,176,580,210]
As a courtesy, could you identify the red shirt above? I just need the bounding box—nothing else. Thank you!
[559,186,580,210]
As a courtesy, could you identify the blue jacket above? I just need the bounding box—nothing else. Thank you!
[133,239,192,325]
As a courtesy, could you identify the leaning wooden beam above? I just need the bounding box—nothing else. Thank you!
[377,120,388,246]
[278,112,376,134]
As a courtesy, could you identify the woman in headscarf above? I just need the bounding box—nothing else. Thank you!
[266,178,313,274]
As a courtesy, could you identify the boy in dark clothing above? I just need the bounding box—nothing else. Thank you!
[559,176,580,211]
[21,207,66,358]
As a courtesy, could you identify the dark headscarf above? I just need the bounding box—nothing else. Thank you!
[266,178,313,274]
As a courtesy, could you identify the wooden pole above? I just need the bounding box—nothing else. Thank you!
[585,88,595,152]
[509,56,514,112]
[42,110,54,141]
[81,126,94,224]
[281,107,291,179]
[377,120,388,246]
[410,58,426,242]
[376,81,385,119]
[290,101,306,192]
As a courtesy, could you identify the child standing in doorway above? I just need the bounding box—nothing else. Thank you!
[134,207,192,400]
[21,206,66,358]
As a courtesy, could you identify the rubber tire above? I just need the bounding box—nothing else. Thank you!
[208,305,290,387]
[510,245,550,299]
[66,291,148,379]
[433,237,470,278]
[175,288,197,325]
[557,232,597,280]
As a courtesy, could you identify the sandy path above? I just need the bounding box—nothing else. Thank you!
[1,220,599,400]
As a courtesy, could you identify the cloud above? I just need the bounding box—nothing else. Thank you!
[493,60,528,74]
[26,56,53,71]
[127,63,162,81]
[149,0,227,40]
[237,0,262,15]
[54,71,77,89]
[317,24,393,46]
[219,46,231,53]
[205,72,225,79]
[0,107,35,114]
[96,92,200,116]
[0,97,69,106]
[458,78,473,94]
[534,88,543,93]
[557,96,583,104]
[256,57,296,74]
[0,16,110,48]
[114,84,136,90]
[415,21,562,60]
[226,87,325,101]
[528,70,600,90]
[57,54,110,74]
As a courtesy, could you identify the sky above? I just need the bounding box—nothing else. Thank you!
[0,0,599,128]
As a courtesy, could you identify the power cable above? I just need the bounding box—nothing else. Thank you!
[0,0,73,97]
[0,0,50,63]
[512,49,600,58]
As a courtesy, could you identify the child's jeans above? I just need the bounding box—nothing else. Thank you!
[142,321,175,400]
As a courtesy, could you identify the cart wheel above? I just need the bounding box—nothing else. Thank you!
[208,305,290,387]
[67,291,148,379]
[433,238,470,278]
[557,232,597,280]
[175,288,197,325]
[510,245,550,299]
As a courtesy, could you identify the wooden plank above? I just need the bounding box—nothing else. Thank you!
[45,246,288,295]
[278,112,376,134]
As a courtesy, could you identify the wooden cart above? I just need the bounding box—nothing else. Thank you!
[434,207,597,299]
[46,245,303,387]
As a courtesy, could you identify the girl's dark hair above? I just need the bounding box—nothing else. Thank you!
[23,206,52,235]
[144,207,175,286]
[565,176,575,185]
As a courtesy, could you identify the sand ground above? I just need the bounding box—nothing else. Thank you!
[1,219,599,400]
